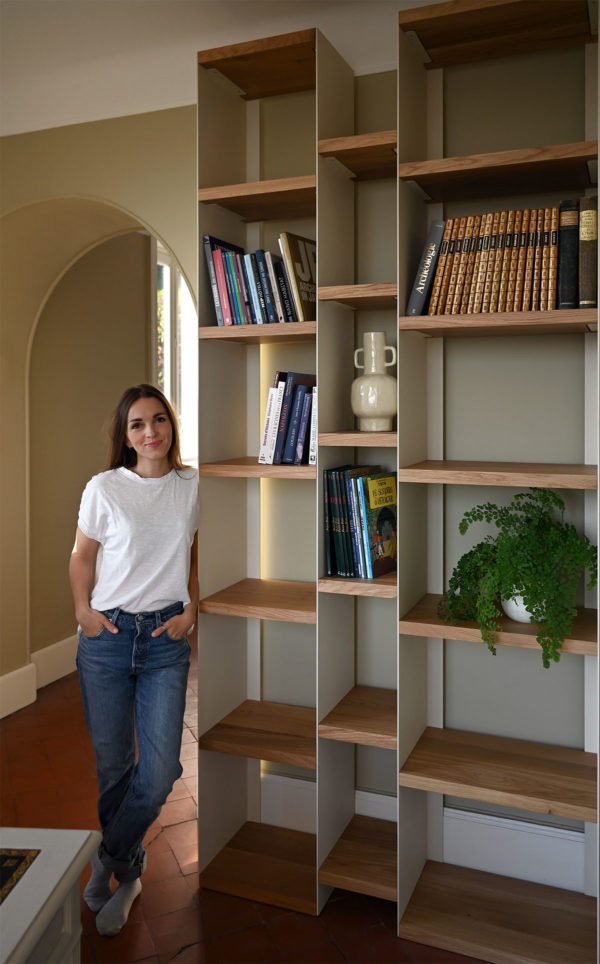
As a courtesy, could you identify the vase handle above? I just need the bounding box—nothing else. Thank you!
[354,347,364,369]
[385,345,397,367]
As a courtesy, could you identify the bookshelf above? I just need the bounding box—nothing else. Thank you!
[394,1,598,961]
[195,2,598,956]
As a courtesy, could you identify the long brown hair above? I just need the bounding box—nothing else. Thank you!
[107,383,184,471]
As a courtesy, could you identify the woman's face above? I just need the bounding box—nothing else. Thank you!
[125,397,173,474]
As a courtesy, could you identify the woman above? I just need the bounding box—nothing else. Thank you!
[69,383,199,937]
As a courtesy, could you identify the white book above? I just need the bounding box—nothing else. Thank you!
[258,387,277,463]
[265,380,286,464]
[265,251,286,323]
[308,386,318,465]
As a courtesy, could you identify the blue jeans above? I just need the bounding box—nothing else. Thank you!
[76,602,190,882]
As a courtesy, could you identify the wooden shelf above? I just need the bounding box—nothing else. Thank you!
[198,320,316,344]
[199,821,317,915]
[319,572,397,598]
[319,815,397,902]
[197,175,316,221]
[318,130,397,180]
[398,860,596,964]
[397,141,597,202]
[319,283,397,310]
[396,460,598,489]
[198,578,316,623]
[198,456,315,480]
[397,0,595,71]
[398,594,598,657]
[197,29,316,100]
[398,726,597,822]
[319,686,396,750]
[199,699,316,769]
[319,431,396,448]
[398,308,597,337]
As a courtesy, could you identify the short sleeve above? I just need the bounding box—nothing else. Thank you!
[78,477,108,543]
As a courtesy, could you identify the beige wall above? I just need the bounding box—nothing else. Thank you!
[0,105,196,679]
[29,233,150,654]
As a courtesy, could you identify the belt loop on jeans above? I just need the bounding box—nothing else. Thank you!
[111,607,121,628]
[154,610,162,629]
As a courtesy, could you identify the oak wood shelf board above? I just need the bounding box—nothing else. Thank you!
[319,572,397,598]
[397,141,597,201]
[197,456,316,480]
[318,816,397,902]
[397,0,595,71]
[398,726,597,822]
[318,130,397,180]
[199,821,317,915]
[198,699,316,769]
[197,29,316,100]
[398,308,598,337]
[198,320,316,344]
[319,283,397,310]
[198,578,316,623]
[319,431,397,448]
[197,175,316,221]
[396,460,598,489]
[398,593,598,657]
[318,686,397,750]
[398,860,596,964]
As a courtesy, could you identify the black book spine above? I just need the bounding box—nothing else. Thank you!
[557,200,579,310]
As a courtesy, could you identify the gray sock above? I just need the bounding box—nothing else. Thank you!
[83,850,113,912]
[95,878,142,937]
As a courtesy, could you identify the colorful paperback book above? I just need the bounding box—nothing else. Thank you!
[357,473,397,579]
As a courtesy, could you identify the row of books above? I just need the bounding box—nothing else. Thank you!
[406,198,598,317]
[324,466,397,580]
[259,372,317,466]
[203,232,317,326]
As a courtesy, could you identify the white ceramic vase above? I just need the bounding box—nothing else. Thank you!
[351,331,397,431]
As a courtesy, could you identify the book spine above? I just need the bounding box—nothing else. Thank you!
[328,470,344,576]
[294,391,313,465]
[272,375,296,464]
[323,470,333,577]
[335,469,355,577]
[437,218,460,314]
[470,211,493,313]
[466,217,485,314]
[488,210,508,313]
[282,385,308,464]
[255,250,277,323]
[211,249,234,326]
[232,253,250,324]
[530,208,544,310]
[443,216,467,314]
[265,380,286,464]
[244,253,263,324]
[521,207,537,312]
[427,218,454,315]
[223,251,242,324]
[546,206,559,310]
[405,218,445,315]
[357,476,372,579]
[202,236,225,326]
[459,214,482,314]
[351,477,367,578]
[308,387,318,466]
[497,208,516,312]
[579,196,598,308]
[504,208,522,313]
[481,211,500,314]
[265,252,286,323]
[512,207,530,312]
[539,208,552,312]
[239,254,257,323]
[274,260,298,322]
[557,200,579,309]
[258,387,276,463]
[344,472,363,577]
[249,253,268,323]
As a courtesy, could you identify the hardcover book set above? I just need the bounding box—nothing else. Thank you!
[203,232,316,326]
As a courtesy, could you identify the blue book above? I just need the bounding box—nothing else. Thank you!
[272,372,316,465]
[282,385,308,464]
[254,249,277,323]
[293,390,313,465]
[357,476,372,578]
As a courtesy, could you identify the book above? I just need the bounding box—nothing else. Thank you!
[443,216,467,314]
[249,253,269,323]
[405,218,445,315]
[234,252,252,323]
[356,472,397,579]
[539,208,552,312]
[512,207,530,312]
[436,218,460,315]
[293,390,313,465]
[274,258,298,323]
[334,467,355,576]
[258,372,286,464]
[308,387,318,466]
[239,254,258,324]
[427,218,454,315]
[557,200,579,310]
[244,253,265,323]
[451,214,476,314]
[272,372,316,465]
[343,465,381,578]
[202,235,225,325]
[579,196,598,308]
[466,216,486,314]
[323,470,333,576]
[203,236,245,326]
[530,207,544,310]
[497,208,515,312]
[481,211,500,313]
[258,387,277,463]
[254,249,277,323]
[470,211,493,314]
[504,208,522,313]
[521,207,538,312]
[326,468,348,577]
[488,210,508,313]
[547,206,559,310]
[265,250,286,323]
[281,384,309,464]
[278,232,317,322]
[224,250,244,324]
[459,214,482,313]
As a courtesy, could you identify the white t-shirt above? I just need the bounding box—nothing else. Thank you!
[78,466,199,612]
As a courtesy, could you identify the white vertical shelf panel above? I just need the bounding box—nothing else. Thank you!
[315,31,356,909]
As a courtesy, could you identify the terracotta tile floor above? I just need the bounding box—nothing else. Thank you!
[0,638,486,963]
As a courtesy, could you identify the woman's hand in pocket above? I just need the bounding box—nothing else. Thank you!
[77,607,118,638]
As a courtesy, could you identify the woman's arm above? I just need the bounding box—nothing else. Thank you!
[69,526,119,636]
[152,531,199,640]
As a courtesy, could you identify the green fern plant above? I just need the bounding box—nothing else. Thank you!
[438,488,597,668]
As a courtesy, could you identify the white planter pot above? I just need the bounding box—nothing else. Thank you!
[501,594,534,623]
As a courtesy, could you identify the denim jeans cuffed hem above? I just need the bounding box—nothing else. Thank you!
[99,842,147,882]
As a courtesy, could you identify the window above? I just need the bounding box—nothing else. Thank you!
[153,240,198,466]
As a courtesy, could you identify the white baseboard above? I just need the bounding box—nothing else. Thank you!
[31,634,78,689]
[0,662,37,719]
[443,806,586,892]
